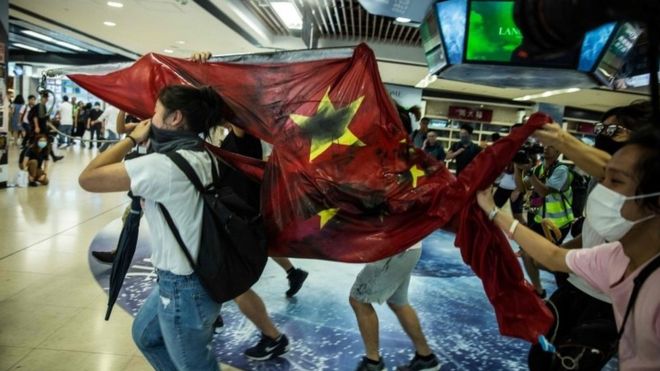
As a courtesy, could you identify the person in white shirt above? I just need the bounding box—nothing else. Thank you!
[98,105,120,152]
[79,84,230,371]
[56,95,73,147]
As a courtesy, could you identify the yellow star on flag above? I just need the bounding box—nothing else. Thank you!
[290,88,365,162]
[409,165,425,188]
[318,208,339,229]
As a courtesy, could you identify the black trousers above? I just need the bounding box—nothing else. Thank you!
[528,283,617,371]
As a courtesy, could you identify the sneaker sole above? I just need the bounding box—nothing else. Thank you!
[244,345,289,361]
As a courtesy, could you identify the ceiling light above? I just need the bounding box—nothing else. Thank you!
[163,49,174,54]
[513,88,582,101]
[270,1,303,30]
[107,1,124,7]
[21,30,54,42]
[22,30,88,52]
[13,43,45,53]
[54,40,87,52]
[396,17,411,23]
[176,40,185,45]
[103,21,116,27]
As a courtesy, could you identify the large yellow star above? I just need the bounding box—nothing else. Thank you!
[290,88,365,162]
[318,208,339,228]
[409,165,425,188]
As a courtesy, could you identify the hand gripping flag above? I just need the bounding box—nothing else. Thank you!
[68,44,553,342]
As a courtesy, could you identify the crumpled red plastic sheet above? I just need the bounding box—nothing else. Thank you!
[69,44,552,343]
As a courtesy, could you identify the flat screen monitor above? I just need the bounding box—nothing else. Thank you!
[465,0,522,63]
[420,7,442,52]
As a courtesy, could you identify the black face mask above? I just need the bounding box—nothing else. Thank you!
[149,124,202,153]
[594,134,625,155]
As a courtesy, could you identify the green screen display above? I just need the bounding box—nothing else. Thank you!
[465,1,522,62]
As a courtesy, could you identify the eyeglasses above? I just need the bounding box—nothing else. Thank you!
[593,122,629,137]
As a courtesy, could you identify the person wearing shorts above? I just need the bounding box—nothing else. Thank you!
[350,242,440,371]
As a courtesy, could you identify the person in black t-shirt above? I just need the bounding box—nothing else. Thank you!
[22,134,50,186]
[87,102,104,149]
[446,124,482,175]
[422,130,446,161]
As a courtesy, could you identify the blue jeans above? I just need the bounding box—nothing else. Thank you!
[132,270,222,371]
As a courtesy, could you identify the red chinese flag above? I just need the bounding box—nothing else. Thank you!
[68,44,552,342]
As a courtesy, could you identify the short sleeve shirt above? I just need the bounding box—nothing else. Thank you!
[566,243,660,369]
[450,141,481,175]
[124,150,214,275]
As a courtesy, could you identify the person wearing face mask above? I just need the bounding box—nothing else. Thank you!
[446,124,481,175]
[523,103,652,370]
[476,127,660,371]
[22,134,50,187]
[515,144,574,298]
[79,85,231,371]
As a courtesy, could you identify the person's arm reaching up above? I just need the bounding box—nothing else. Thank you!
[534,123,611,179]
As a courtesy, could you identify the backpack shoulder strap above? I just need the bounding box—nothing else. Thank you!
[617,253,660,341]
[164,151,205,191]
[157,203,196,269]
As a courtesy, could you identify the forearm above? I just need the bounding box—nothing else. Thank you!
[513,168,525,191]
[116,112,126,134]
[492,211,571,272]
[82,136,134,171]
[562,235,583,250]
[530,176,549,197]
[556,132,610,179]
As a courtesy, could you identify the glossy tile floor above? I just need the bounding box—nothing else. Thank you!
[0,142,239,371]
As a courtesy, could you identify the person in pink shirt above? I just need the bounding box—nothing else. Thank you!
[476,127,660,371]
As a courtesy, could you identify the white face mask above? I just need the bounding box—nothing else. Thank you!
[585,184,660,242]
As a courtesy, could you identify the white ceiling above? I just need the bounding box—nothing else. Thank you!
[9,0,650,112]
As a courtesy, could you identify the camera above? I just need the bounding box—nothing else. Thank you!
[513,142,544,165]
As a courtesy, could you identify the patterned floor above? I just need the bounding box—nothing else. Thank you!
[89,219,617,370]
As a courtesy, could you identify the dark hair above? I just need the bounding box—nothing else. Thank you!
[63,95,69,102]
[157,85,226,135]
[626,126,660,213]
[94,101,101,106]
[28,94,36,100]
[85,103,92,109]
[420,117,430,123]
[460,124,474,134]
[13,94,25,105]
[491,132,501,142]
[40,92,49,99]
[601,101,653,131]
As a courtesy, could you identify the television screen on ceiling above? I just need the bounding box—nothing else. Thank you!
[420,7,442,53]
[465,1,522,63]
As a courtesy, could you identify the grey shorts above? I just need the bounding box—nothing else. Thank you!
[350,248,422,306]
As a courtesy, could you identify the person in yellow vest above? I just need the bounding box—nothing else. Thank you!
[515,145,574,297]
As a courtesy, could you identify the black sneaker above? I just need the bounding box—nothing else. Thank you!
[52,155,64,162]
[28,181,38,187]
[92,250,116,264]
[356,356,385,371]
[213,314,224,334]
[397,353,441,371]
[244,333,289,361]
[286,268,308,297]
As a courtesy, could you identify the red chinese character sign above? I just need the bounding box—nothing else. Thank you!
[448,105,494,122]
[68,44,552,343]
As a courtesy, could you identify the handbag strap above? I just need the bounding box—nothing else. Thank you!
[158,203,197,270]
[616,253,660,341]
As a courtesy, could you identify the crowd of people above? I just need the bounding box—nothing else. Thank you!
[7,92,126,187]
[72,66,659,371]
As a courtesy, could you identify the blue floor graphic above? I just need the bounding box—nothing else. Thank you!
[89,219,617,370]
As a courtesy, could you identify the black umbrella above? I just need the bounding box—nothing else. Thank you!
[105,193,143,320]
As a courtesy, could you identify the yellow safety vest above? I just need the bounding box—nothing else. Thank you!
[533,163,574,228]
